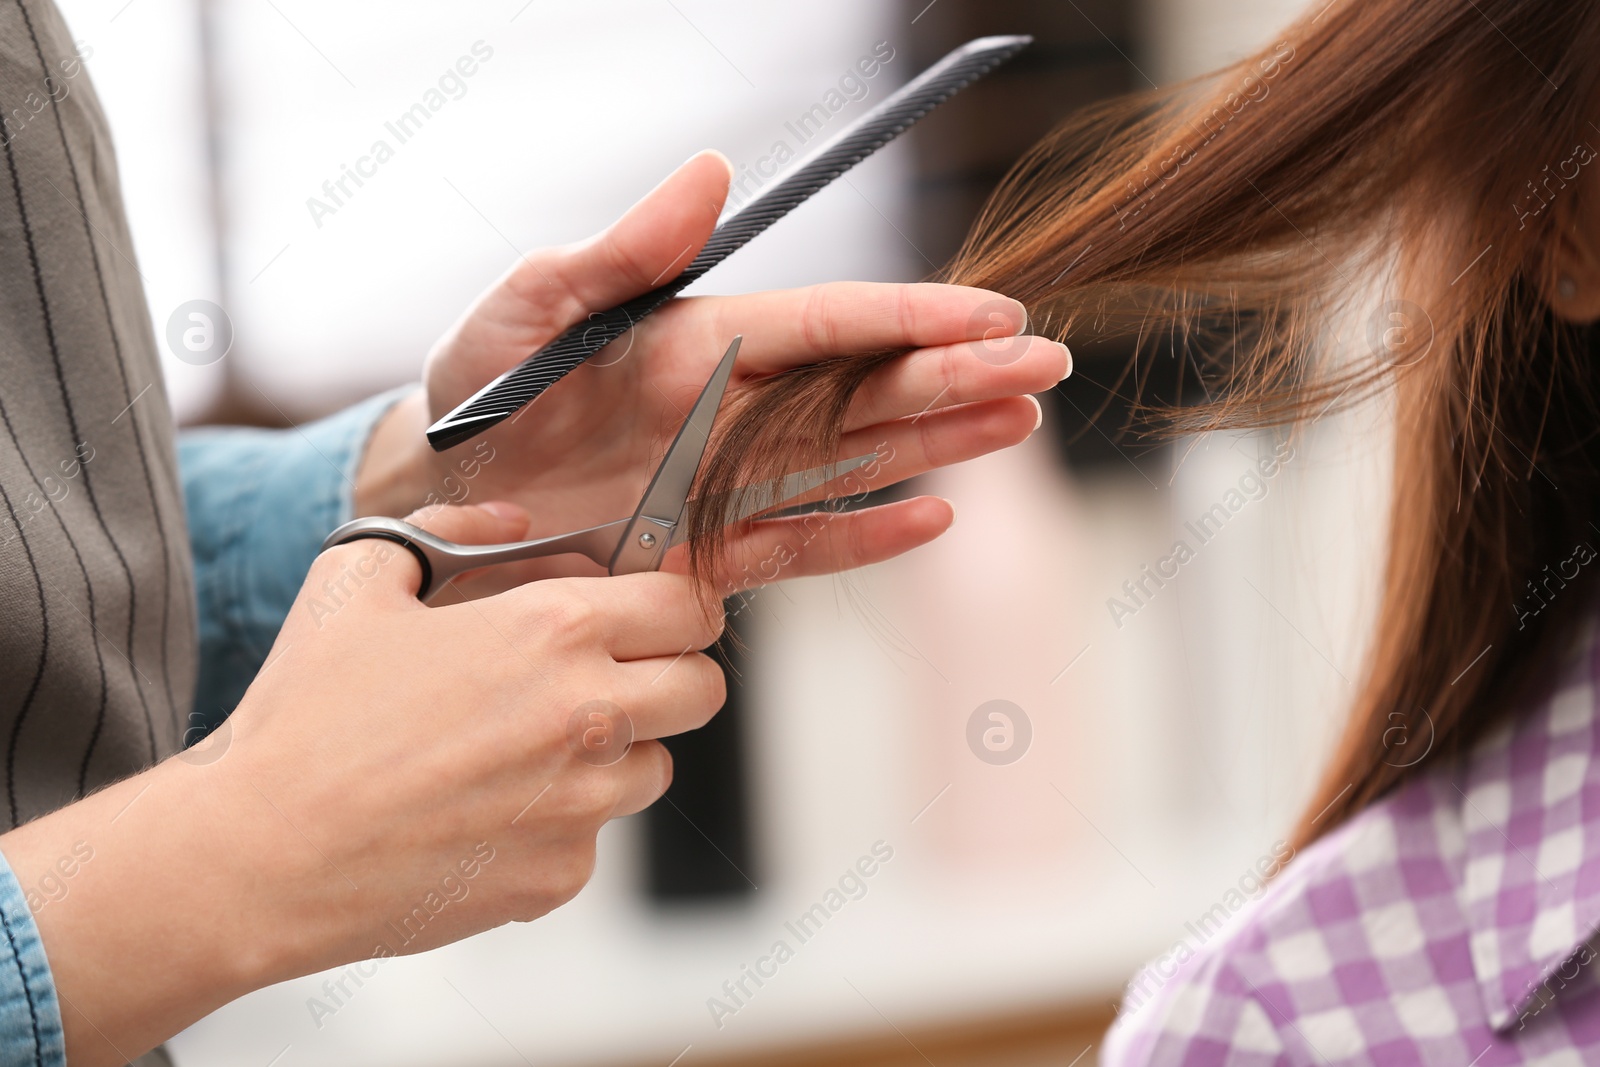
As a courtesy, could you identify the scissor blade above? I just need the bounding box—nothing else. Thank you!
[608,336,741,573]
[668,452,879,547]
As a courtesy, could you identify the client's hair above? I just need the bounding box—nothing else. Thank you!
[690,0,1600,846]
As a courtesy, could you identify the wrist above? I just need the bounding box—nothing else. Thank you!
[2,756,310,1065]
[353,388,435,517]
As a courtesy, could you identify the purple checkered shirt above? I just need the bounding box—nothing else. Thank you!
[1103,618,1600,1065]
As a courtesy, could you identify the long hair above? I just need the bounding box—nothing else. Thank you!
[689,0,1600,845]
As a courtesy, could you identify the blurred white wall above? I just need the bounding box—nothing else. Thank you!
[60,0,919,422]
[1140,0,1309,81]
[55,0,220,418]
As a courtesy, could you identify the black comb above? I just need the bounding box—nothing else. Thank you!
[426,34,1032,451]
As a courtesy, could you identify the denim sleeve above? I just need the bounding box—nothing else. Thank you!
[179,388,413,723]
[0,849,63,1067]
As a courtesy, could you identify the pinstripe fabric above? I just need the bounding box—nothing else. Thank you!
[0,0,195,828]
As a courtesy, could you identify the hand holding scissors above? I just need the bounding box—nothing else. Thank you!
[325,336,877,601]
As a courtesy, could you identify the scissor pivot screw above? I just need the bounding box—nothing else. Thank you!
[638,532,657,549]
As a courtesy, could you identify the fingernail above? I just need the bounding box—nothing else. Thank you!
[1056,342,1074,383]
[1028,394,1044,432]
[945,499,957,527]
[1006,299,1030,334]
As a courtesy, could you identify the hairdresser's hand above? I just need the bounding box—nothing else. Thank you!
[360,150,1071,593]
[4,502,724,1066]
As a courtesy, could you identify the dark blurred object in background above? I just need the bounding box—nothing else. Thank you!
[644,601,758,902]
[907,0,1201,476]
[905,0,1136,263]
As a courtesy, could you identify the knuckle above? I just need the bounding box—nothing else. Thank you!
[316,540,382,577]
[307,540,408,601]
[914,398,939,465]
[817,285,845,354]
[400,501,453,533]
[847,509,872,568]
[598,227,655,291]
[671,577,725,647]
[563,769,623,819]
[799,285,831,356]
[519,841,597,917]
[896,284,918,342]
[941,342,964,400]
[650,573,722,647]
[500,248,567,306]
[526,588,599,642]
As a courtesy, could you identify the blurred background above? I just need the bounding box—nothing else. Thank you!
[54,0,1394,1063]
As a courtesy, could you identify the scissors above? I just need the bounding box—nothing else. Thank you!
[322,336,877,602]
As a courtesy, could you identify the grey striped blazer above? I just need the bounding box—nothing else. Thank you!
[0,0,196,829]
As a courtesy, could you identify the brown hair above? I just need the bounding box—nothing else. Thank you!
[690,0,1600,845]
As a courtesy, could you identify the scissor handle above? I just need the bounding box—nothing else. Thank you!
[320,516,627,602]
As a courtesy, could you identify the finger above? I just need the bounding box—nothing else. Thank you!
[663,496,956,590]
[833,395,1043,497]
[407,499,532,541]
[537,150,732,312]
[612,651,727,741]
[511,571,725,660]
[840,336,1071,432]
[653,281,1030,373]
[316,501,533,605]
[608,739,674,818]
[733,395,1041,515]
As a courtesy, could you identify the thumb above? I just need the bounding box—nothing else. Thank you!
[550,149,733,310]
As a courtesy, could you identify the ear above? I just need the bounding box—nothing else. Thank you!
[1545,170,1600,323]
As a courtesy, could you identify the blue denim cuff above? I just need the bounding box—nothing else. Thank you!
[0,849,63,1067]
[180,387,414,723]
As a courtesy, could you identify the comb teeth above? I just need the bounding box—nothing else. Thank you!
[427,34,1032,452]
